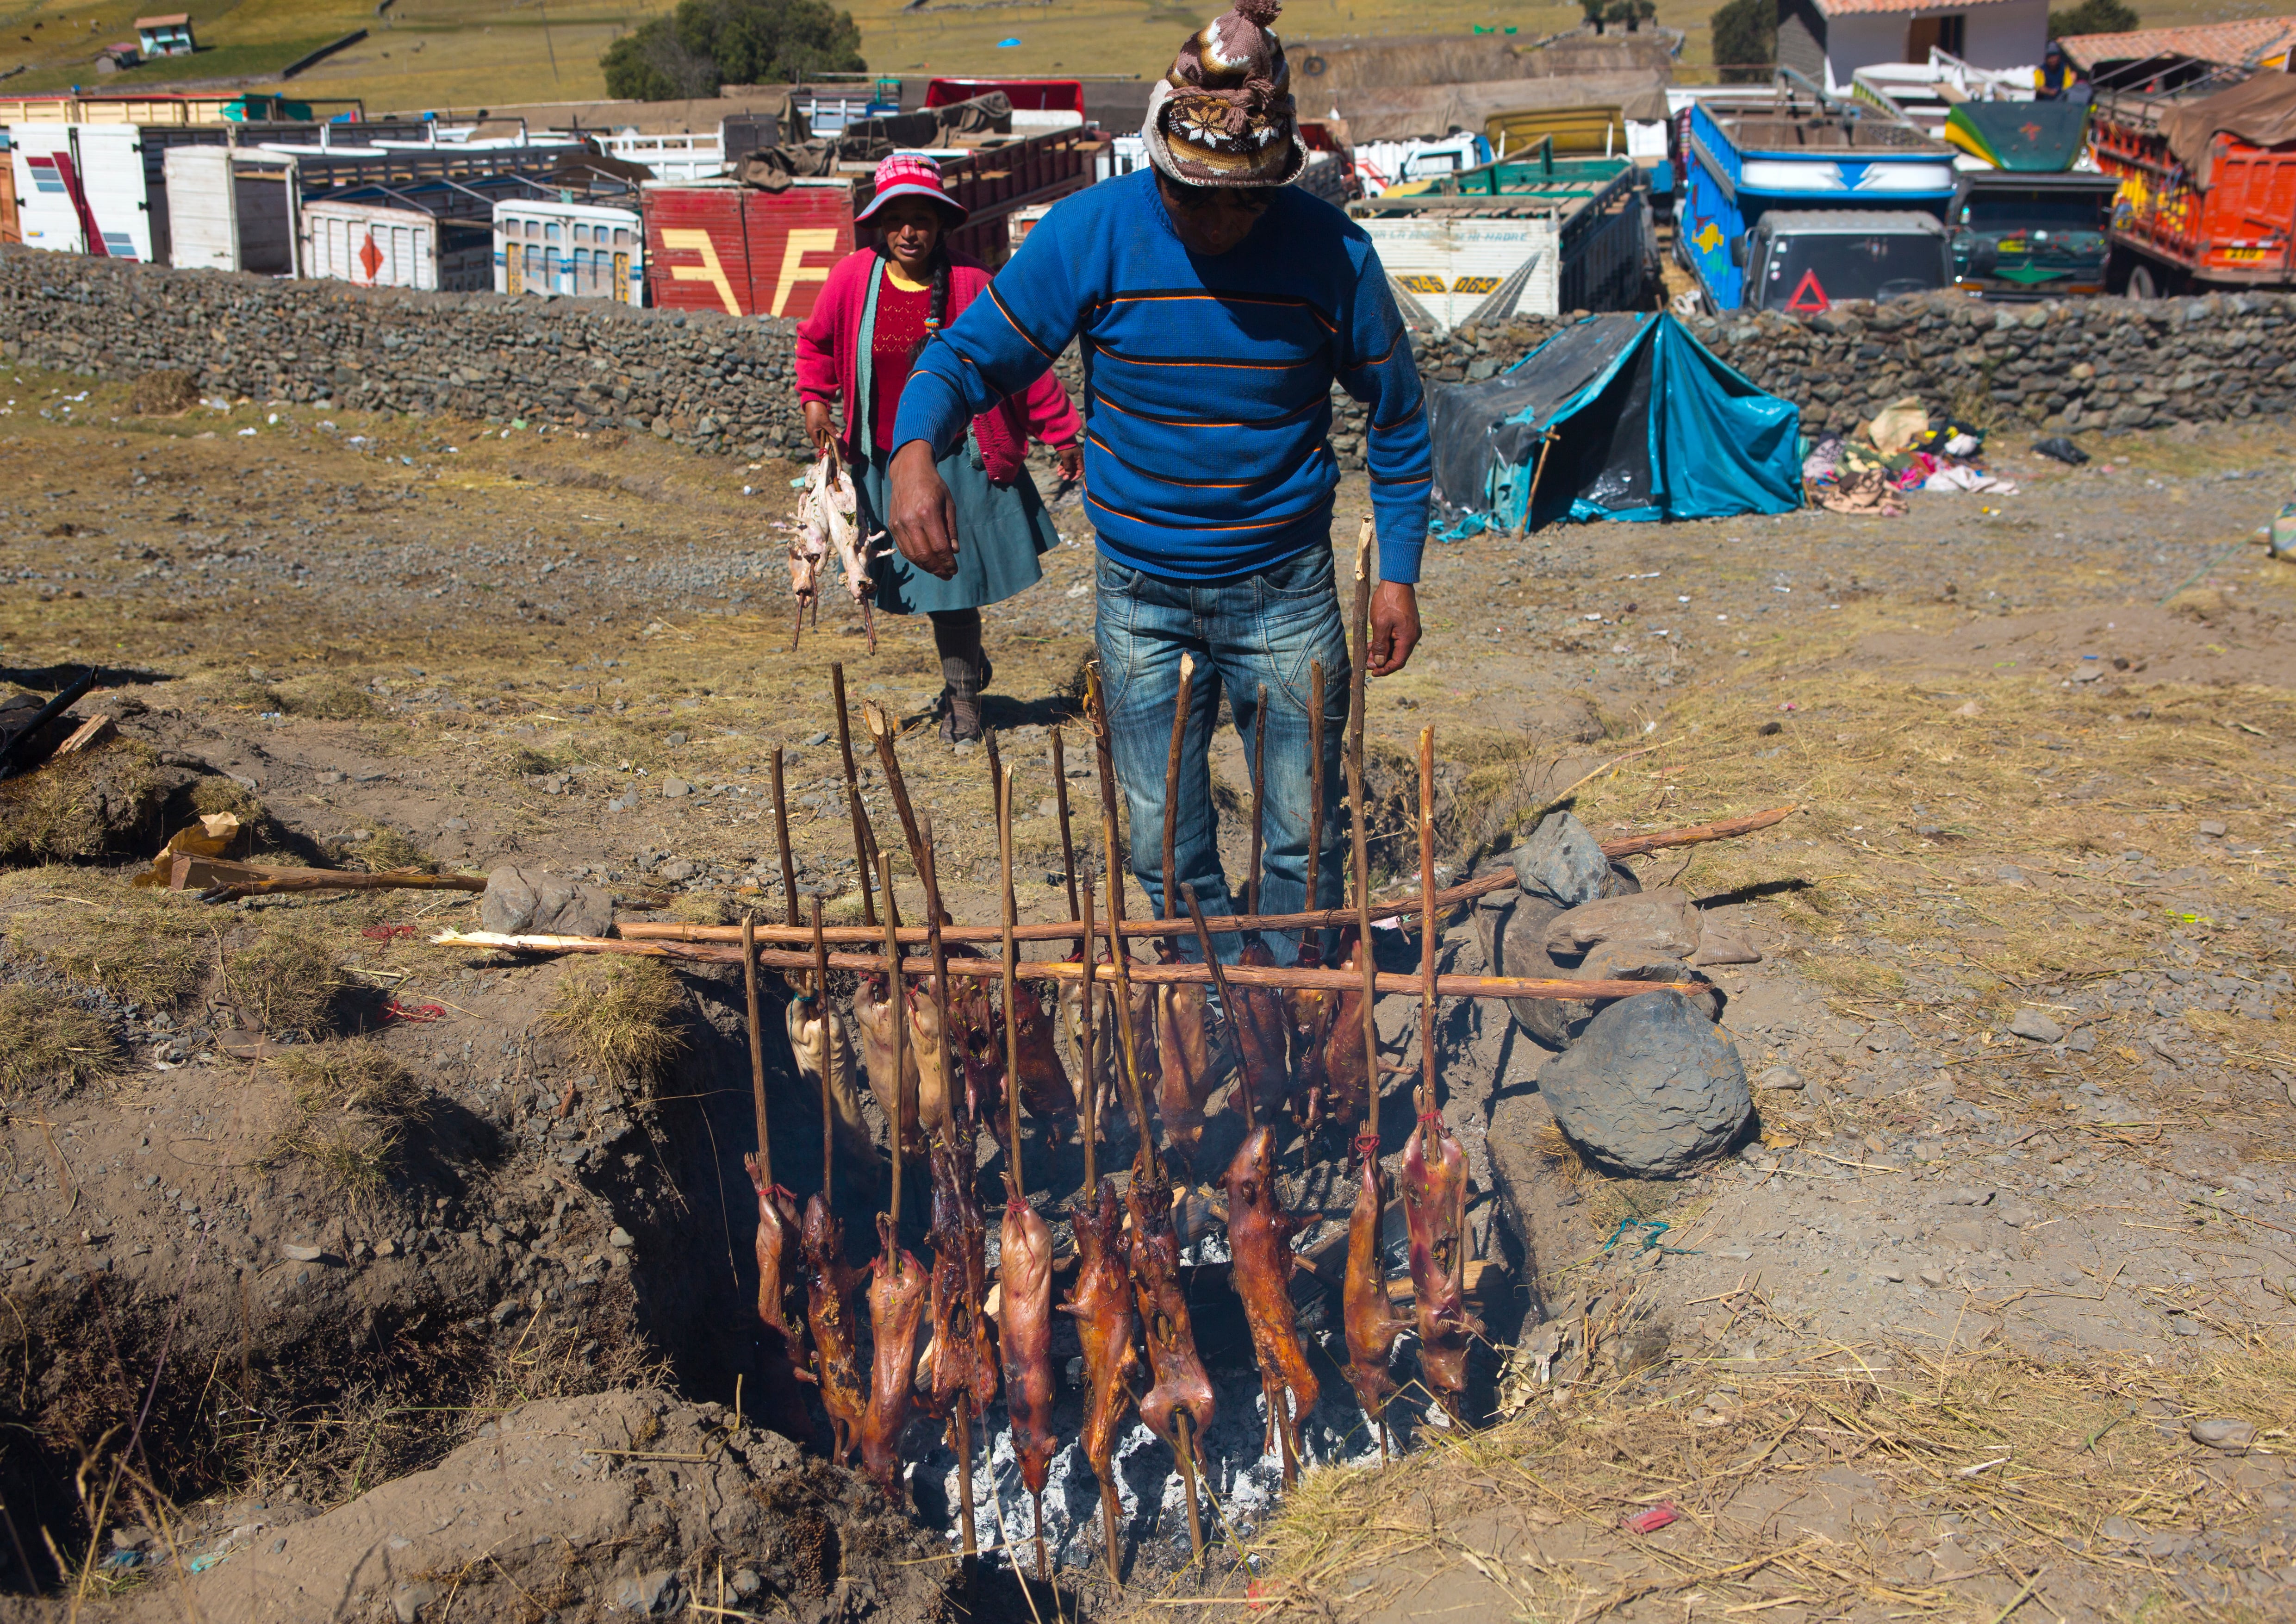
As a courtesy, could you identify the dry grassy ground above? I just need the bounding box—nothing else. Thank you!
[1,357,2294,1620]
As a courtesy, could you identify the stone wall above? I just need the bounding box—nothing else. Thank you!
[8,245,2296,468]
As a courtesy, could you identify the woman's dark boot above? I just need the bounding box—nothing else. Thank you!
[933,610,988,744]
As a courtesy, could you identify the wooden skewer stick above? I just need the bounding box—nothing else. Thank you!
[1303,659,1326,953]
[1417,726,1437,1122]
[436,931,1705,1001]
[862,702,930,900]
[1052,726,1081,943]
[952,1399,979,1569]
[1246,683,1268,918]
[1174,1410,1207,1567]
[879,853,905,1230]
[985,726,1004,838]
[771,745,799,930]
[1159,653,1195,922]
[743,914,773,1187]
[617,803,1801,948]
[1181,882,1252,1131]
[1348,517,1381,1138]
[832,662,879,930]
[999,765,1027,1202]
[812,895,834,1195]
[1085,664,1156,1162]
[918,817,958,1145]
[1080,873,1099,1193]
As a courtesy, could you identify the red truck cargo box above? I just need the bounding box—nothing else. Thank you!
[2094,96,2296,287]
[643,180,854,319]
[925,78,1085,114]
[643,127,1098,312]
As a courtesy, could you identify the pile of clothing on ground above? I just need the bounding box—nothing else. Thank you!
[1801,395,2018,517]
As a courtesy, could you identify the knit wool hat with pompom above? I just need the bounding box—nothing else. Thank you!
[1142,0,1307,188]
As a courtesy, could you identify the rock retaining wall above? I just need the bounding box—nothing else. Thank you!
[7,245,2295,466]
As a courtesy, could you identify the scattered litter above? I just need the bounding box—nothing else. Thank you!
[2034,436,2089,465]
[1622,1503,1680,1534]
[383,999,446,1023]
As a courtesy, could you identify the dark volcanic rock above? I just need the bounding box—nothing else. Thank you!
[1536,988,1750,1177]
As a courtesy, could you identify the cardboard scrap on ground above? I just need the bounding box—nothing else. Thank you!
[129,813,241,888]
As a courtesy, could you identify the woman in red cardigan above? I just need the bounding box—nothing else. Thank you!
[796,154,1083,744]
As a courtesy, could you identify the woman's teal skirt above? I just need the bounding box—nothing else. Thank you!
[850,442,1058,617]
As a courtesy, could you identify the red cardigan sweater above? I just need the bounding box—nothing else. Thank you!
[795,248,1081,483]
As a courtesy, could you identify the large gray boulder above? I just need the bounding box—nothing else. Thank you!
[1545,887,1701,962]
[1506,811,1610,909]
[1536,988,1750,1177]
[482,866,615,938]
[1476,858,1642,1050]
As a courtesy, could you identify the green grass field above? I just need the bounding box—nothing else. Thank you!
[0,0,2275,120]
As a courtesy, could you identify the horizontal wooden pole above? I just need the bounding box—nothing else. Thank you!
[431,929,1699,1003]
[171,853,488,895]
[613,804,1800,949]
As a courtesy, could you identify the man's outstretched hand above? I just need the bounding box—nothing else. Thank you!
[888,440,960,580]
[1367,581,1420,677]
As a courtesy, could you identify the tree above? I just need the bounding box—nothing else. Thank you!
[2048,0,2138,39]
[601,0,865,102]
[1710,0,1775,83]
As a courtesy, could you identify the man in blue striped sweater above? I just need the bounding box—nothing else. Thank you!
[887,0,1434,954]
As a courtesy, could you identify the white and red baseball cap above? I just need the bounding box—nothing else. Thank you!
[854,153,968,225]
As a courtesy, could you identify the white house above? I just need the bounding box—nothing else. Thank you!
[1777,0,2047,92]
[133,14,195,57]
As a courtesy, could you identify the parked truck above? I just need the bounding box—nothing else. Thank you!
[1681,80,1959,312]
[2091,70,2296,297]
[1349,144,1651,330]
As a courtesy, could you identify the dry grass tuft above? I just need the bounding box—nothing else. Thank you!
[269,1036,426,1119]
[190,774,268,825]
[0,985,120,1094]
[665,890,734,926]
[127,369,197,415]
[226,926,345,1034]
[543,958,685,1085]
[265,1037,427,1193]
[348,825,437,875]
[0,868,215,1008]
[0,739,165,864]
[271,677,377,721]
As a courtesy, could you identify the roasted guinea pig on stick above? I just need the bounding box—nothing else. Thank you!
[1285,939,1341,1137]
[1152,950,1217,1157]
[1231,936,1292,1113]
[1008,978,1078,1133]
[859,1212,928,1497]
[924,1137,999,1420]
[1401,1118,1482,1412]
[1126,1154,1216,1449]
[1315,927,1371,1133]
[998,1193,1062,1499]
[743,1153,805,1346]
[1341,1151,1410,1423]
[1060,1174,1138,1577]
[796,1194,871,1462]
[852,973,926,1161]
[786,993,876,1181]
[1222,1125,1319,1480]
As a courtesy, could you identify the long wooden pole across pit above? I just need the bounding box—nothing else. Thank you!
[614,805,1798,949]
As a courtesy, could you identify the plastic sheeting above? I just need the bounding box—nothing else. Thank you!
[1426,312,1801,537]
[2159,73,2296,187]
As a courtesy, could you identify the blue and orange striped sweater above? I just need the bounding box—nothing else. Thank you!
[892,169,1435,585]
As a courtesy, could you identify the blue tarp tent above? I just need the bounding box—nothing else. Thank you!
[1426,312,1802,537]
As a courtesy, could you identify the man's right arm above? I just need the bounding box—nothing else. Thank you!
[887,210,1090,576]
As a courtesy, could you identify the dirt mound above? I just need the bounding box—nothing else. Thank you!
[93,1390,952,1624]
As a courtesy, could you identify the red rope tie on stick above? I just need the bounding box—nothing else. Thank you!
[1352,1133,1382,1162]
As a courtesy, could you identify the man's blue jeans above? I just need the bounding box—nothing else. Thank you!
[1094,541,1349,965]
